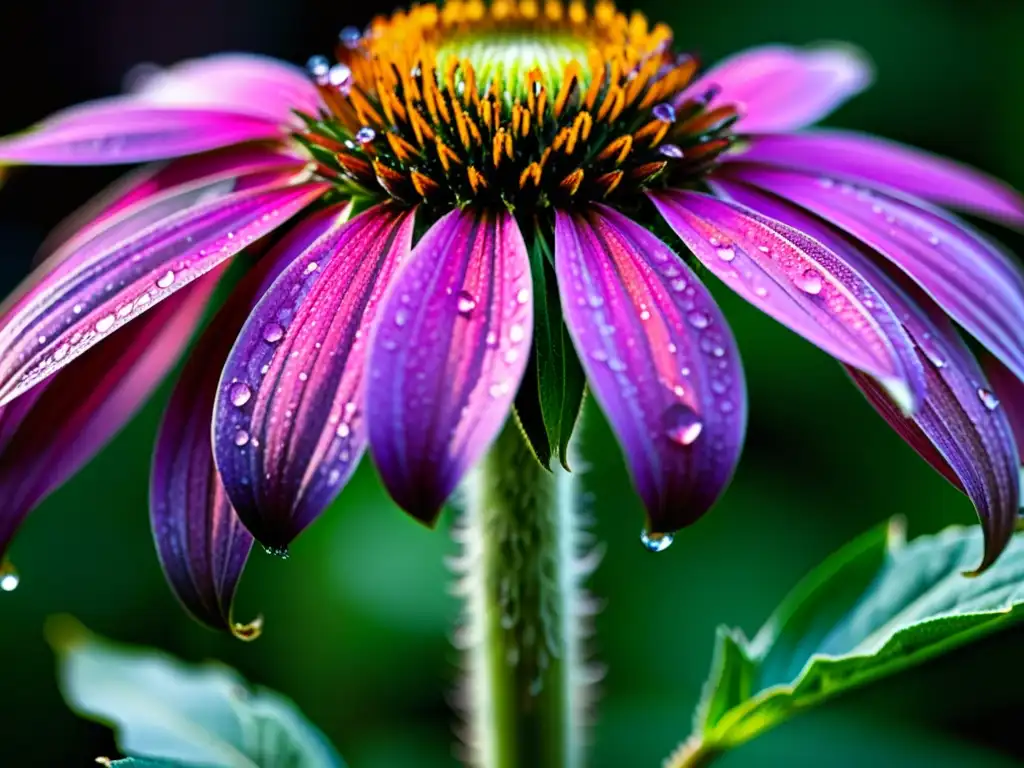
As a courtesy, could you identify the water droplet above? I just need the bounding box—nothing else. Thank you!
[394,308,409,326]
[156,270,175,289]
[795,269,823,295]
[306,55,331,85]
[95,314,115,333]
[456,291,477,316]
[234,429,251,447]
[304,261,319,275]
[229,382,252,407]
[658,143,684,159]
[687,310,710,329]
[262,323,284,343]
[516,288,530,304]
[977,387,1000,410]
[355,126,376,144]
[339,25,362,48]
[652,102,676,123]
[337,423,351,438]
[716,246,735,262]
[640,529,674,553]
[328,63,353,94]
[263,545,290,559]
[587,294,604,308]
[509,324,525,343]
[662,402,703,446]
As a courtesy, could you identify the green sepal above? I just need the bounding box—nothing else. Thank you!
[513,219,586,470]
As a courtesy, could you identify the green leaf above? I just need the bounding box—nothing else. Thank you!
[514,221,586,469]
[676,521,1024,767]
[50,617,345,768]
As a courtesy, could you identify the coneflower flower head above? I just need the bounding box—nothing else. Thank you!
[0,0,1022,636]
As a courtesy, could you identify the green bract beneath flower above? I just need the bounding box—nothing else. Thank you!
[295,0,741,211]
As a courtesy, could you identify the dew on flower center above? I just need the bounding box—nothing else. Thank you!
[296,0,740,211]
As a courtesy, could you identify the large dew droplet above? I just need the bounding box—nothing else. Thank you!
[795,269,823,295]
[662,402,703,446]
[640,529,674,553]
[229,382,252,407]
[977,387,1000,411]
[456,291,477,316]
[262,323,285,343]
[0,563,19,592]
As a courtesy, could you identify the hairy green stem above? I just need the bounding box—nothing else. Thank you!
[457,421,588,768]
[664,738,722,768]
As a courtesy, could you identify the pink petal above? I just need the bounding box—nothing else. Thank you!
[0,274,217,560]
[215,204,415,549]
[0,104,287,166]
[731,131,1024,227]
[714,178,1019,568]
[133,54,321,126]
[729,166,1024,384]
[651,189,924,412]
[0,180,326,406]
[555,206,747,533]
[680,45,872,133]
[151,249,301,638]
[367,208,533,524]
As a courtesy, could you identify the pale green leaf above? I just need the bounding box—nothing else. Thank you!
[50,618,345,768]
[676,522,1024,766]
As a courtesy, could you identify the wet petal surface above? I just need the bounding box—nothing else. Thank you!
[555,206,746,532]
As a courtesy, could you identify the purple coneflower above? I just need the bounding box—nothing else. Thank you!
[1,0,1023,640]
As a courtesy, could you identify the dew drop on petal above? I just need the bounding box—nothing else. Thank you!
[640,529,674,553]
[687,310,710,329]
[156,270,175,289]
[509,324,525,343]
[229,382,252,407]
[977,387,1000,410]
[339,25,362,48]
[328,63,353,94]
[795,268,823,295]
[262,323,285,343]
[652,102,677,123]
[355,126,376,144]
[456,290,477,316]
[394,308,409,327]
[95,314,115,333]
[234,429,251,447]
[662,402,703,446]
[658,144,684,159]
[306,55,331,85]
[715,247,735,262]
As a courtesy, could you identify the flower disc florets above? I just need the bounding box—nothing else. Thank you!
[297,0,740,211]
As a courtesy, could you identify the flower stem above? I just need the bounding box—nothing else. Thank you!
[665,738,722,768]
[458,420,587,768]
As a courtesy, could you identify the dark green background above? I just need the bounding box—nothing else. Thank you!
[1,0,1023,765]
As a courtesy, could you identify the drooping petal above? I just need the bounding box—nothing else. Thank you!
[0,275,217,561]
[730,166,1024,383]
[132,54,321,126]
[983,357,1024,459]
[150,251,298,639]
[679,45,871,133]
[0,180,326,406]
[367,208,533,524]
[651,190,924,412]
[554,206,746,533]
[713,178,1020,568]
[730,131,1024,227]
[0,104,287,166]
[215,204,415,548]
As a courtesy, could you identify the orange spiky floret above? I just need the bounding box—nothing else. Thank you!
[296,0,739,209]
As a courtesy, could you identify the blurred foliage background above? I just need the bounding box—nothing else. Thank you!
[2,0,1024,765]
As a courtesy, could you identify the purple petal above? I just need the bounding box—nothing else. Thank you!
[0,180,326,406]
[150,251,301,639]
[554,206,746,533]
[730,131,1024,227]
[651,190,924,412]
[215,204,415,548]
[0,275,216,561]
[678,45,871,133]
[712,178,1019,568]
[729,166,1024,384]
[983,357,1024,459]
[367,208,533,524]
[132,54,321,126]
[0,104,287,166]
